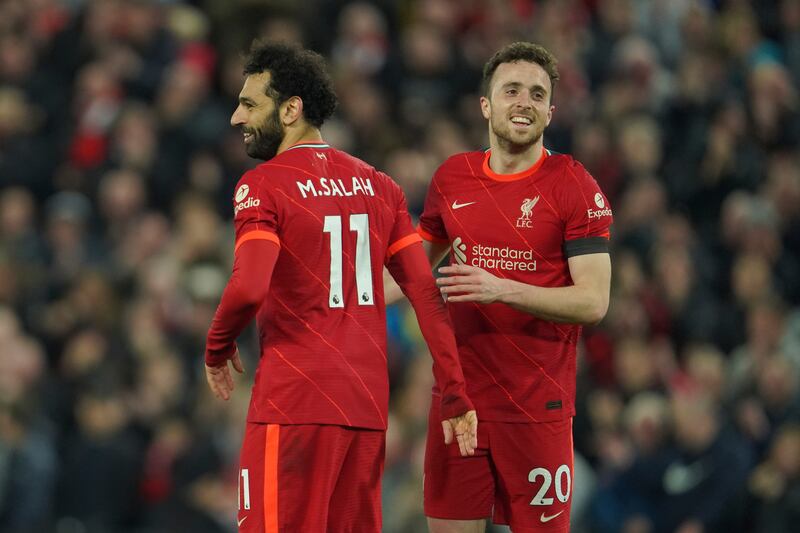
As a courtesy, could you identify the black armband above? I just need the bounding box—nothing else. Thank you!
[564,236,609,258]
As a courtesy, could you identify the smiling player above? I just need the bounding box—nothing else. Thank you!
[203,41,476,532]
[408,42,613,532]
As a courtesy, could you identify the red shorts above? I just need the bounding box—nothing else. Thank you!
[424,403,574,532]
[236,422,385,532]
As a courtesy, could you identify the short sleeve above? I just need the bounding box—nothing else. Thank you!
[417,168,449,243]
[561,161,613,257]
[232,169,280,253]
[384,175,422,261]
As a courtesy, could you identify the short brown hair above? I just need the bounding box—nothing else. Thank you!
[481,42,559,99]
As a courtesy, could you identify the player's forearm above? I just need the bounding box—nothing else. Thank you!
[205,241,278,365]
[387,245,473,418]
[407,288,473,418]
[205,283,262,364]
[496,278,608,325]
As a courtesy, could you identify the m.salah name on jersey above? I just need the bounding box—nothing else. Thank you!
[296,176,375,198]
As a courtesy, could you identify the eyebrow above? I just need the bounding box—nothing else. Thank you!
[238,96,258,105]
[501,81,549,94]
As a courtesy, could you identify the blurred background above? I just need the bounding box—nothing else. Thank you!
[0,0,799,532]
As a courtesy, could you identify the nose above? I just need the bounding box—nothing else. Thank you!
[231,105,245,127]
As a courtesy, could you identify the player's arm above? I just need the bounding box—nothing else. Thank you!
[383,238,449,305]
[386,240,477,456]
[204,239,279,400]
[437,251,611,325]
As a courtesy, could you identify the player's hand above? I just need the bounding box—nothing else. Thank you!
[442,409,478,456]
[205,348,245,401]
[437,265,506,304]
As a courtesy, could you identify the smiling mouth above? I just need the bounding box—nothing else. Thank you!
[243,132,254,143]
[510,116,533,127]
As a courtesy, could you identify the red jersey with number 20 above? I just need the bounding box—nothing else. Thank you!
[234,142,458,430]
[419,148,613,423]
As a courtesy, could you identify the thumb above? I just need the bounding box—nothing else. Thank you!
[231,350,245,374]
[441,420,454,445]
[468,412,478,449]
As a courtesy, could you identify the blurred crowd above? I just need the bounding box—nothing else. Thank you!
[0,0,799,532]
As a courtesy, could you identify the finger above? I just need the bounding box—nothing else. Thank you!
[459,421,475,456]
[231,351,245,374]
[436,276,480,287]
[439,284,477,295]
[205,373,218,398]
[212,369,231,401]
[441,421,453,445]
[467,428,477,455]
[457,433,468,456]
[436,275,469,287]
[443,293,481,303]
[219,372,232,400]
[438,265,474,275]
[212,377,227,400]
[224,366,234,392]
[219,386,230,401]
[461,433,473,456]
[206,368,222,399]
[469,424,478,451]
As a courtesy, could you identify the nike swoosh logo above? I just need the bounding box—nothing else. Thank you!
[540,510,564,523]
[451,201,476,210]
[238,516,247,527]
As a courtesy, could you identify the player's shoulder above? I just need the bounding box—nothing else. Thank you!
[232,166,266,200]
[543,150,582,171]
[439,150,485,170]
[331,148,401,190]
[331,148,381,176]
[238,162,274,184]
[433,150,485,177]
[543,150,596,182]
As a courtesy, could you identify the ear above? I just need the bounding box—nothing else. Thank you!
[480,96,491,120]
[281,96,304,126]
[545,104,555,127]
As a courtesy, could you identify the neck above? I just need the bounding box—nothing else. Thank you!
[276,124,323,156]
[488,134,544,174]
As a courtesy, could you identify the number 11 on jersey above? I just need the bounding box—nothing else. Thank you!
[323,214,374,308]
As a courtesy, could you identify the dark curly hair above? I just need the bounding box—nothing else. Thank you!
[243,41,338,128]
[481,42,560,101]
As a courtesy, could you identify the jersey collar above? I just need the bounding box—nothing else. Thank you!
[285,141,331,151]
[482,146,549,182]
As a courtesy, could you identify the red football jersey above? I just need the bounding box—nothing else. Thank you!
[419,148,613,423]
[233,142,432,430]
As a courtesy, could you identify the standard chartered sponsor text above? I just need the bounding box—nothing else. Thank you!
[471,243,536,271]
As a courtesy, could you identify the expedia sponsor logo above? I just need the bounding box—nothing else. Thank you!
[235,196,261,214]
[235,184,250,203]
[587,207,613,219]
[594,192,605,208]
[452,236,536,272]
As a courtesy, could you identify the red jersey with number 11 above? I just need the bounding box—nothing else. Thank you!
[419,148,613,423]
[233,142,467,430]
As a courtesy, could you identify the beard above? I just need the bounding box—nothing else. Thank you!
[244,107,284,160]
[490,112,545,153]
